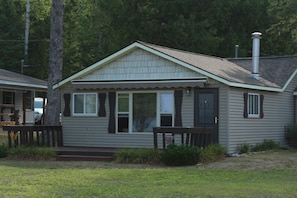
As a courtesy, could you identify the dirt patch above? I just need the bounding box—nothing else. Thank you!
[197,150,297,170]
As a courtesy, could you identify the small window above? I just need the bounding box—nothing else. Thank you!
[117,93,129,132]
[73,93,97,116]
[248,93,259,117]
[3,92,15,104]
[160,93,174,126]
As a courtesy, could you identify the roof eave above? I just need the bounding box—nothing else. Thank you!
[0,80,47,91]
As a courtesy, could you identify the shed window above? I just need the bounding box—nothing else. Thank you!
[248,93,259,117]
[73,93,97,116]
[244,93,264,118]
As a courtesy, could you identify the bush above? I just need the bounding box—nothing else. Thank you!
[115,148,161,164]
[7,146,56,160]
[251,139,280,152]
[199,144,226,163]
[161,144,200,166]
[286,125,297,148]
[237,143,251,154]
[0,143,8,158]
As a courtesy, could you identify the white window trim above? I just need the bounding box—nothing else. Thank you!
[247,93,260,118]
[72,92,98,116]
[116,91,174,134]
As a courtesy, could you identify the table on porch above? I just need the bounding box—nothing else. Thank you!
[153,126,213,149]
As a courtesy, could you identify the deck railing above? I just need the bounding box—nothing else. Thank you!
[153,127,213,149]
[3,125,63,148]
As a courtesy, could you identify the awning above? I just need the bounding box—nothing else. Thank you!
[71,78,207,90]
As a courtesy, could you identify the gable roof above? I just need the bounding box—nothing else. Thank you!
[0,69,47,91]
[54,41,297,92]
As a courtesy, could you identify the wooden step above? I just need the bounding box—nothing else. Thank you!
[56,154,114,161]
[55,146,118,161]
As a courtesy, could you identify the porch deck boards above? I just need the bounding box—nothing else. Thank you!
[55,146,118,161]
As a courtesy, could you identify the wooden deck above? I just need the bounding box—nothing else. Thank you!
[56,146,118,161]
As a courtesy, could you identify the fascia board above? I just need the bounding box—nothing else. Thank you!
[0,80,47,90]
[281,69,297,92]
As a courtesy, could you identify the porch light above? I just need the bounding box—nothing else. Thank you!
[186,87,191,96]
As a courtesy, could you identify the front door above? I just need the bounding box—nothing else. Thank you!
[194,88,218,143]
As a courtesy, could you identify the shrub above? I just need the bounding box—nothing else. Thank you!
[237,143,250,154]
[115,148,161,164]
[286,125,297,148]
[0,143,8,158]
[251,139,280,152]
[199,144,226,163]
[161,144,200,166]
[7,146,56,160]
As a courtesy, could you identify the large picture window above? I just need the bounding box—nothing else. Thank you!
[116,91,174,133]
[73,93,97,116]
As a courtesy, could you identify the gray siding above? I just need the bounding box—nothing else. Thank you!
[61,87,193,148]
[81,49,201,80]
[227,75,297,153]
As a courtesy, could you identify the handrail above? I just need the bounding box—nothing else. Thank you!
[3,125,63,148]
[153,127,213,149]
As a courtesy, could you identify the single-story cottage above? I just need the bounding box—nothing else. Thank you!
[54,32,297,154]
[0,69,47,125]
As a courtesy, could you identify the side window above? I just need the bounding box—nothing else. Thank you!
[244,93,264,118]
[160,93,174,126]
[3,92,15,104]
[248,93,259,117]
[73,93,97,116]
[117,93,129,132]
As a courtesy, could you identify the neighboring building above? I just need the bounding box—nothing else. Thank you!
[54,33,297,154]
[0,69,47,125]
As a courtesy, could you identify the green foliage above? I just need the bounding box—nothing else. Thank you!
[286,125,297,148]
[114,148,161,164]
[161,144,200,166]
[0,143,8,158]
[1,0,297,80]
[237,143,251,154]
[251,140,280,152]
[7,146,56,160]
[199,144,226,163]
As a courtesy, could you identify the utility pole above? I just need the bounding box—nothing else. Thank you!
[22,0,30,74]
[24,0,30,56]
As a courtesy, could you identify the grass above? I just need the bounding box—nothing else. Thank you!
[0,130,297,197]
[0,159,296,198]
[0,130,7,145]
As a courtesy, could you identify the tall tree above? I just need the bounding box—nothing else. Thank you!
[266,0,297,55]
[46,0,64,125]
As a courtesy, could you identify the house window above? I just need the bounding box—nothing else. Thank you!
[24,91,32,110]
[160,93,174,126]
[3,92,15,104]
[116,91,174,133]
[117,93,129,132]
[248,93,260,117]
[73,93,97,116]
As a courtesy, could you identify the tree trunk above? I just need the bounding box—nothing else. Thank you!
[46,0,64,125]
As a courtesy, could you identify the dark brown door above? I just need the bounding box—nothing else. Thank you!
[194,88,218,143]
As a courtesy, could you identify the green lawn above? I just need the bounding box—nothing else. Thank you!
[0,159,296,198]
[0,130,7,145]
